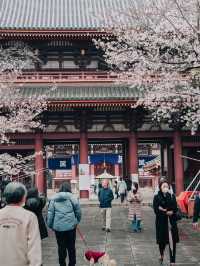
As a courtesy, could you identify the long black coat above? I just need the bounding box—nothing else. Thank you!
[153,191,179,245]
[24,196,48,239]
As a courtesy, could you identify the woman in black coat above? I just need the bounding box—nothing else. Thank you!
[24,187,48,240]
[153,181,179,266]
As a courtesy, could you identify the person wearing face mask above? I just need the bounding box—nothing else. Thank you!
[154,177,174,196]
[127,182,143,232]
[153,181,179,266]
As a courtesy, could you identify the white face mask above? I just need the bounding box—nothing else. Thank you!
[162,187,169,194]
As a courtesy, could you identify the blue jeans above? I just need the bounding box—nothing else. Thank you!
[132,215,141,232]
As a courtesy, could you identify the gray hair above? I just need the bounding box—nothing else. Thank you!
[4,182,27,204]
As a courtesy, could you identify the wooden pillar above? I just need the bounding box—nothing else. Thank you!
[160,143,165,176]
[114,164,120,177]
[167,144,173,184]
[79,132,89,198]
[129,132,139,178]
[80,132,88,164]
[173,131,184,195]
[35,134,45,193]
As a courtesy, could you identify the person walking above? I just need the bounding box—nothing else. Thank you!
[127,182,143,232]
[192,193,200,229]
[118,177,127,203]
[0,182,42,266]
[114,180,119,199]
[24,187,48,240]
[47,181,81,266]
[98,179,114,232]
[153,180,179,266]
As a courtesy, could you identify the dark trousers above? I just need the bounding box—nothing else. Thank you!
[159,242,176,263]
[120,193,125,203]
[55,229,76,266]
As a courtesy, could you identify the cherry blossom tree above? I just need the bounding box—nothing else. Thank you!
[0,43,49,182]
[0,44,48,143]
[95,0,200,133]
[0,153,35,179]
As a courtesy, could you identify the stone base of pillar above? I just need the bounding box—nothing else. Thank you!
[80,190,89,199]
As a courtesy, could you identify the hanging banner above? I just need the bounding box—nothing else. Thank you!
[79,164,90,190]
[48,158,71,170]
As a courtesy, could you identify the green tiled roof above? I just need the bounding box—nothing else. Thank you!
[0,0,134,30]
[20,86,141,100]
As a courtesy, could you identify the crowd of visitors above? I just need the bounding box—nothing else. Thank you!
[0,176,199,266]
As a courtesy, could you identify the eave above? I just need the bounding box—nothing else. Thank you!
[0,29,112,40]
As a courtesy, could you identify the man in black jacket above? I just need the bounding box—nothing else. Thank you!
[193,194,200,229]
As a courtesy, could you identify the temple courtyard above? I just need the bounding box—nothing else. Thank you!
[42,204,200,266]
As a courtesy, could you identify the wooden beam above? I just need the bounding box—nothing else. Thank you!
[0,145,34,150]
[6,130,200,140]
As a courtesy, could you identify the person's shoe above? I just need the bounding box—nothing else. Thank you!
[159,258,163,265]
[106,228,111,233]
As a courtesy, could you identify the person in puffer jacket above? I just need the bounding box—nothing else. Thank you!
[24,187,48,240]
[47,181,81,266]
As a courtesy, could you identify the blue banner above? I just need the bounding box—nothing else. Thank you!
[48,158,72,170]
[48,154,157,169]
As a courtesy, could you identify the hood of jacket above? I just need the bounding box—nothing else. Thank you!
[51,192,72,202]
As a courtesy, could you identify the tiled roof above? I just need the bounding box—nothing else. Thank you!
[0,0,134,30]
[20,85,141,101]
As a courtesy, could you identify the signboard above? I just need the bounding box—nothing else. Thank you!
[79,164,90,190]
[48,158,71,170]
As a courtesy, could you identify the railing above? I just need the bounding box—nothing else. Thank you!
[184,155,200,200]
[15,71,117,83]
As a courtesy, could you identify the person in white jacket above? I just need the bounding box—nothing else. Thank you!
[118,178,127,203]
[0,182,42,266]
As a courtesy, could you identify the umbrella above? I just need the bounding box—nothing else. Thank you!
[95,170,116,180]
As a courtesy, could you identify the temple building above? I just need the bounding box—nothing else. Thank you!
[0,0,199,198]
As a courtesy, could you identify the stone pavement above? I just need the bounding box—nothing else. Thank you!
[42,205,200,266]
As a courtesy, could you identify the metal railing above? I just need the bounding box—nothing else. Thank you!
[184,155,200,200]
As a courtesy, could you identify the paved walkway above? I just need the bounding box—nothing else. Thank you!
[42,205,200,266]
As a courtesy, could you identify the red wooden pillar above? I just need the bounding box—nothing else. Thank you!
[129,132,139,177]
[80,132,88,164]
[114,164,120,177]
[35,134,45,193]
[173,131,184,196]
[79,132,89,198]
[167,145,173,184]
